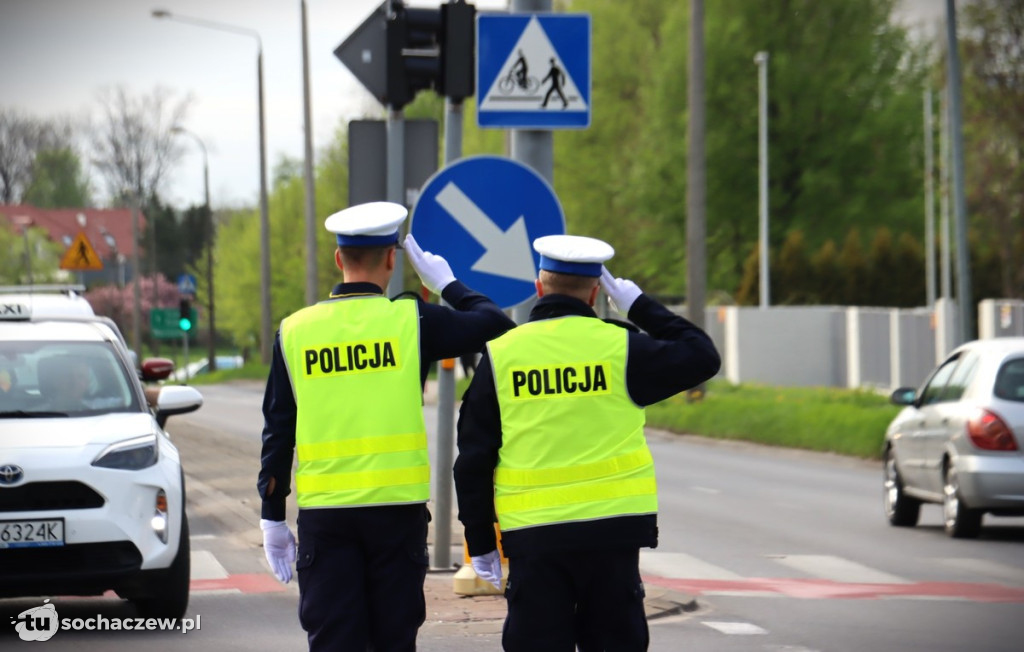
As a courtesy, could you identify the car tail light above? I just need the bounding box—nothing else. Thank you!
[966,408,1019,451]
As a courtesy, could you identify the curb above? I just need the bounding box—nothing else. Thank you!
[423,570,698,628]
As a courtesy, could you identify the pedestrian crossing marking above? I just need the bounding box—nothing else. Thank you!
[702,621,768,635]
[191,549,229,581]
[639,551,742,580]
[936,557,1024,586]
[769,554,910,585]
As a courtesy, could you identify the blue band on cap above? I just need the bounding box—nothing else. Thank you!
[336,233,399,247]
[539,256,602,277]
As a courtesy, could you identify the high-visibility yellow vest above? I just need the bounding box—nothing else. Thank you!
[280,296,429,508]
[488,316,656,531]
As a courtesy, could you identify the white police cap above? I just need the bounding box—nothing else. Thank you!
[324,202,407,248]
[533,235,614,277]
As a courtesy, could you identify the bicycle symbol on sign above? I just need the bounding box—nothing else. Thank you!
[498,49,540,95]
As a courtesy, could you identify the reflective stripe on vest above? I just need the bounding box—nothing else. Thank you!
[280,296,429,508]
[488,316,656,531]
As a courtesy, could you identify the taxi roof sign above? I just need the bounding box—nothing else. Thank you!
[0,302,30,320]
[60,231,104,271]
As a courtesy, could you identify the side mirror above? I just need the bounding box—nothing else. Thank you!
[889,387,917,406]
[141,357,174,382]
[155,385,203,428]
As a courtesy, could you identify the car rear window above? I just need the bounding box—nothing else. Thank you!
[994,358,1024,402]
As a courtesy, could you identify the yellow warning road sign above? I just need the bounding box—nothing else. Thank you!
[60,231,104,271]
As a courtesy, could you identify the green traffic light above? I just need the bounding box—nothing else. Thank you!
[179,317,192,331]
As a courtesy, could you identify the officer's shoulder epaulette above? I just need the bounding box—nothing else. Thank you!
[602,317,640,333]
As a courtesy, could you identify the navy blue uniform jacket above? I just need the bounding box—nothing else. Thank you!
[259,280,515,521]
[455,293,721,558]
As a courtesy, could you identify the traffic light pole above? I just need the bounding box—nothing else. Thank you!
[182,330,190,384]
[432,97,463,571]
[386,0,406,299]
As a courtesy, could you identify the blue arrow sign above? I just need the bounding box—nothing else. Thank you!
[477,14,591,129]
[410,156,565,309]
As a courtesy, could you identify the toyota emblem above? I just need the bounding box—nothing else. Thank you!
[0,464,24,485]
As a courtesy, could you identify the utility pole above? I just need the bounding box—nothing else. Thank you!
[687,0,706,330]
[301,0,318,306]
[755,51,770,308]
[924,87,936,307]
[945,0,972,341]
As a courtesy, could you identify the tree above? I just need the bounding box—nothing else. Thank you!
[23,147,93,208]
[0,221,62,285]
[773,230,813,305]
[961,0,1024,299]
[91,86,190,203]
[0,109,74,204]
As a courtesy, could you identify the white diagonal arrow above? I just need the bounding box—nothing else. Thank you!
[435,182,537,282]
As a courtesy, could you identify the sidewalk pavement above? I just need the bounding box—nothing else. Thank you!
[420,570,697,635]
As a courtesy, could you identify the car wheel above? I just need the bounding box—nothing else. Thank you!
[884,447,920,527]
[943,464,982,539]
[133,512,191,619]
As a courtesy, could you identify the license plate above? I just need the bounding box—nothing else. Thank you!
[0,519,65,548]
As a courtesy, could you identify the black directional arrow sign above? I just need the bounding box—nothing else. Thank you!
[334,2,388,106]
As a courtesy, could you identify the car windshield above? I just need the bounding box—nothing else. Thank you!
[0,341,141,417]
[994,358,1024,403]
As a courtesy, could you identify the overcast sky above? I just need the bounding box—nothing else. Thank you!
[1,0,946,212]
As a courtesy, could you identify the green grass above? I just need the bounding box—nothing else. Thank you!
[180,361,270,385]
[645,381,901,460]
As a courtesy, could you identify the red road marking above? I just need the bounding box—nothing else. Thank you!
[643,575,1024,603]
[191,574,288,594]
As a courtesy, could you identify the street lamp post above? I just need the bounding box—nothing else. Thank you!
[754,51,770,308]
[101,227,118,287]
[13,216,33,286]
[153,9,272,364]
[172,125,217,373]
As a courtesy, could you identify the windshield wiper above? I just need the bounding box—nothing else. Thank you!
[0,410,70,418]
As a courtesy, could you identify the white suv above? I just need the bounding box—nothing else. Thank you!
[0,289,202,618]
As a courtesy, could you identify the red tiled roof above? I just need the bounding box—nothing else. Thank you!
[0,204,147,259]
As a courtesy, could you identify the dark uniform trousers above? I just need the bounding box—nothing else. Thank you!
[296,504,430,651]
[502,547,649,652]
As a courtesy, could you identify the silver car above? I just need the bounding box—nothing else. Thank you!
[884,337,1024,538]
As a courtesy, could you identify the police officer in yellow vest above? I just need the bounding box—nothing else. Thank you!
[455,235,721,651]
[258,202,514,651]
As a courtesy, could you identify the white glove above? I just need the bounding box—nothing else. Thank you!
[404,234,456,294]
[260,519,296,583]
[471,550,503,590]
[600,266,643,316]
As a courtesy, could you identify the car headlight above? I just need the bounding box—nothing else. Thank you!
[92,435,159,470]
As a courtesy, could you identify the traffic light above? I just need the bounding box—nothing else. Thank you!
[178,298,193,332]
[385,0,476,109]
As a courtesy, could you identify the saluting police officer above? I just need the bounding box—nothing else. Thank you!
[454,235,721,651]
[258,202,515,651]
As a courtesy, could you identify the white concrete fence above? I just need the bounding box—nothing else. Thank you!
[692,298,1024,392]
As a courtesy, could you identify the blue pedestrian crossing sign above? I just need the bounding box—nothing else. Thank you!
[410,156,566,309]
[177,273,197,297]
[477,14,591,129]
